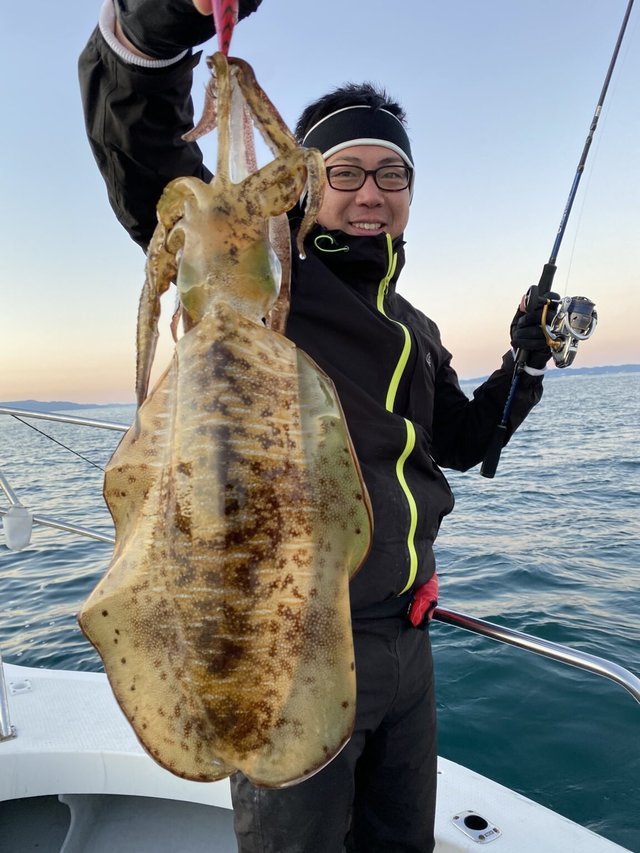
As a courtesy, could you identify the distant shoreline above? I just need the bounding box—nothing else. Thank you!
[464,362,640,385]
[0,400,136,412]
[1,363,638,411]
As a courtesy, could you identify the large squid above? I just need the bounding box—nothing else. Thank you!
[79,51,373,787]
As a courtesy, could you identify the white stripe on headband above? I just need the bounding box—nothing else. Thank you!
[302,106,412,159]
[302,105,406,144]
[320,139,414,170]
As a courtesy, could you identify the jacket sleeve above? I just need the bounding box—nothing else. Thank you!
[78,25,212,250]
[431,346,543,472]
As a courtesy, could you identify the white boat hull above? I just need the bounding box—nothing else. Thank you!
[0,663,630,852]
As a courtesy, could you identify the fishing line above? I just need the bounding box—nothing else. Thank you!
[561,15,634,296]
[9,415,105,473]
[480,0,634,479]
[561,120,604,297]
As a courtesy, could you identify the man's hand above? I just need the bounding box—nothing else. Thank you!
[115,0,262,60]
[193,1,263,18]
[510,285,560,369]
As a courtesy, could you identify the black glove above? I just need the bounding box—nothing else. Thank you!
[116,0,263,60]
[510,285,560,369]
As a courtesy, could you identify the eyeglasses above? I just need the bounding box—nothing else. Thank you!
[325,164,412,192]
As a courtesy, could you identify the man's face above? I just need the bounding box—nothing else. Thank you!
[317,145,411,240]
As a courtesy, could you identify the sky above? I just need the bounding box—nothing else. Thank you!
[1,0,638,403]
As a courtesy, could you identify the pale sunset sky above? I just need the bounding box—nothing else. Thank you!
[2,1,638,403]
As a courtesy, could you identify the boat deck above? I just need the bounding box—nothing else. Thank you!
[0,663,630,852]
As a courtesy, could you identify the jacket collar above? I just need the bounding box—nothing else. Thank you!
[300,225,406,296]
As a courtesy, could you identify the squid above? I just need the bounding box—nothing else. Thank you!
[79,52,373,788]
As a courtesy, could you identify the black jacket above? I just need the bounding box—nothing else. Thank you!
[78,26,543,611]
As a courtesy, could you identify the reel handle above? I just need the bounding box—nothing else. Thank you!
[514,262,558,371]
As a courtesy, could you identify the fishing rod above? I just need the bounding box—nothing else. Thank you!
[481,0,634,479]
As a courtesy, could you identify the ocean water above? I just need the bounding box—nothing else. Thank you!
[1,371,639,850]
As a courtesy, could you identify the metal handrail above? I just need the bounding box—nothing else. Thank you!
[0,407,129,432]
[0,654,17,742]
[0,470,21,506]
[0,506,114,544]
[433,607,640,704]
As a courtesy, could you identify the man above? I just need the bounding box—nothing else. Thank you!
[79,2,553,850]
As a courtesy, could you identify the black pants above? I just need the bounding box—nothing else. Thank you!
[231,614,437,852]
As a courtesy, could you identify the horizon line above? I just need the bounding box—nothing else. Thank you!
[1,363,638,409]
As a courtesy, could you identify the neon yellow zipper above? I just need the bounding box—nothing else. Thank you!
[377,234,419,593]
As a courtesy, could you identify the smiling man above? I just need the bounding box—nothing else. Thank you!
[300,102,413,240]
[317,147,410,238]
[79,2,554,850]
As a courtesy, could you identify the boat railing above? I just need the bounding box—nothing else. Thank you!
[0,407,125,545]
[1,406,639,747]
[0,407,129,433]
[0,653,16,742]
[432,608,640,704]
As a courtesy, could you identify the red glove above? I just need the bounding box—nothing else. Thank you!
[408,573,439,628]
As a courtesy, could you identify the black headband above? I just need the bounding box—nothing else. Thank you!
[301,105,414,170]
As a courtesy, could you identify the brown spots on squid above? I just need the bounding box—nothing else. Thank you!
[174,563,196,588]
[176,461,193,477]
[174,503,192,536]
[204,637,246,677]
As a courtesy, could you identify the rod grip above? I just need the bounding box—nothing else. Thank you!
[480,424,508,479]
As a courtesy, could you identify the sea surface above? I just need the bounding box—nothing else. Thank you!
[1,371,639,851]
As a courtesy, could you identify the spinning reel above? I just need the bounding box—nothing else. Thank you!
[543,294,598,368]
